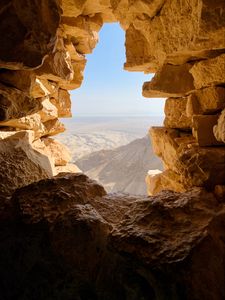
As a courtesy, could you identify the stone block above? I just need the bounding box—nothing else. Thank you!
[164,97,192,129]
[192,114,223,146]
[187,86,225,115]
[143,63,195,98]
[190,54,225,89]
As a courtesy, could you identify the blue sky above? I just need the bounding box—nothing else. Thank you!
[70,23,165,117]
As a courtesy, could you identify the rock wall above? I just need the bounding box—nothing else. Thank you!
[0,0,225,197]
[0,1,225,298]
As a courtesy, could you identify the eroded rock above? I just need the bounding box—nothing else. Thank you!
[0,131,52,219]
[192,114,223,146]
[150,127,225,189]
[164,97,192,129]
[42,137,71,166]
[143,63,195,98]
[190,54,225,89]
[187,86,225,115]
[0,174,224,299]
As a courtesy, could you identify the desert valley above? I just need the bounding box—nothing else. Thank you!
[56,116,163,194]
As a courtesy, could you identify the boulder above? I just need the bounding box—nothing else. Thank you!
[0,174,223,300]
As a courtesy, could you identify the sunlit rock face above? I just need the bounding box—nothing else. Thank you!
[0,0,224,195]
[0,0,225,196]
[0,1,225,298]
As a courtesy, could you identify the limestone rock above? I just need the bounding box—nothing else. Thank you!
[58,60,87,90]
[50,89,72,118]
[166,48,225,66]
[190,54,225,89]
[60,0,114,21]
[111,0,165,30]
[213,108,225,143]
[61,15,103,54]
[0,113,44,135]
[0,0,60,69]
[42,137,71,166]
[60,0,84,18]
[187,86,225,115]
[124,25,155,72]
[42,118,65,137]
[0,131,52,218]
[192,114,223,146]
[145,169,162,196]
[122,0,225,71]
[38,97,58,123]
[31,78,58,99]
[0,83,42,122]
[146,169,186,195]
[35,50,74,83]
[0,114,65,139]
[164,97,192,129]
[150,127,225,189]
[143,63,195,98]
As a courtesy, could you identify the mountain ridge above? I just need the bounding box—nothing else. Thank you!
[76,135,163,195]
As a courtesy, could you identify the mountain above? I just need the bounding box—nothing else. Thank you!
[76,136,163,195]
[56,131,140,160]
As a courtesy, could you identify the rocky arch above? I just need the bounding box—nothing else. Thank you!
[0,1,225,299]
[0,0,225,197]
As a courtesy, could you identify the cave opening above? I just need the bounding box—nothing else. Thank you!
[57,22,165,195]
[0,1,225,299]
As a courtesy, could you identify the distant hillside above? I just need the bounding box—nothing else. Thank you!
[56,131,139,160]
[76,136,163,195]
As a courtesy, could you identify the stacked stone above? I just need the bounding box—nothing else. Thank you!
[0,0,114,198]
[0,0,225,198]
[139,1,225,195]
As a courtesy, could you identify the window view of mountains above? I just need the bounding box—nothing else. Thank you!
[56,116,163,195]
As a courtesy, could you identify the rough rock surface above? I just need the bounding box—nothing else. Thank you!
[0,0,225,194]
[0,174,224,300]
[0,1,225,298]
[0,131,52,220]
[149,127,225,190]
[164,97,192,129]
[42,137,71,166]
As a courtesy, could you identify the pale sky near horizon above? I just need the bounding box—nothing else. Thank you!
[70,23,165,117]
